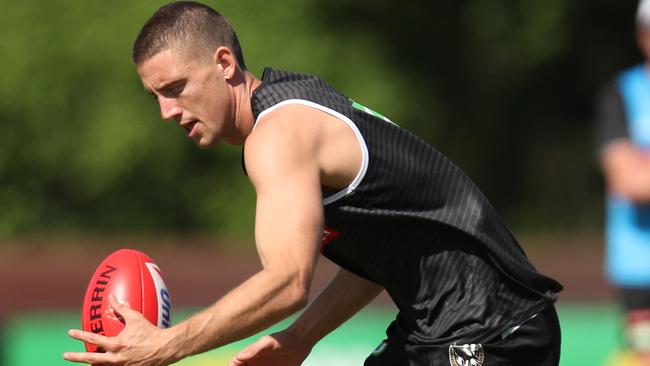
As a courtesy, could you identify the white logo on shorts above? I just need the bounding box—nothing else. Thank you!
[449,343,484,366]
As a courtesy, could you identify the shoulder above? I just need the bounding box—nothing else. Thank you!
[243,104,323,185]
[245,104,324,157]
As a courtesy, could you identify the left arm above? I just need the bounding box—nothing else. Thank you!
[230,267,383,366]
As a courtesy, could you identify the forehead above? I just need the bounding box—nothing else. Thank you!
[137,48,194,90]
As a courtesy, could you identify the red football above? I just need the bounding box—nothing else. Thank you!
[81,249,172,352]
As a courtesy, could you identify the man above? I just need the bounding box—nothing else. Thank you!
[596,1,650,364]
[63,2,562,365]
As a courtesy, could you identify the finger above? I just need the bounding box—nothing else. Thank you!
[63,350,117,364]
[232,346,256,362]
[67,329,111,349]
[67,329,122,353]
[108,294,141,322]
[235,336,275,362]
[228,357,245,366]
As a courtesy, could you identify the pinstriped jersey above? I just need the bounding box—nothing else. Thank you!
[248,68,562,344]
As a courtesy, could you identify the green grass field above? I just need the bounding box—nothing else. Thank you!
[1,303,623,365]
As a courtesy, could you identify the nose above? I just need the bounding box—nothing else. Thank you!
[158,96,182,121]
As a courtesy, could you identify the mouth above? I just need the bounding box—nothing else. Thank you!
[181,120,199,135]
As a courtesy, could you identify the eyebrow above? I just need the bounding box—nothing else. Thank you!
[144,79,179,98]
[161,79,185,91]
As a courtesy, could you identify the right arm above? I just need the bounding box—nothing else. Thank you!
[595,81,650,203]
[601,140,650,203]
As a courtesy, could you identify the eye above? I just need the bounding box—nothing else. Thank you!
[161,81,186,98]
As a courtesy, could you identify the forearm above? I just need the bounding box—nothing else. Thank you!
[601,141,650,202]
[168,268,308,361]
[286,268,383,348]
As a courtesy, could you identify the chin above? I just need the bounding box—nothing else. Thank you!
[196,137,218,149]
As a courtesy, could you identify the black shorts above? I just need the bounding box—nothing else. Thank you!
[363,305,561,366]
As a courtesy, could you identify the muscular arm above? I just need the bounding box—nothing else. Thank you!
[169,114,325,359]
[64,110,325,365]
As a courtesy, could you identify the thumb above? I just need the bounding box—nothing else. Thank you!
[229,355,246,366]
[108,294,140,322]
[234,336,276,361]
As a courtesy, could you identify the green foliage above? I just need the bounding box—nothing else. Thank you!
[0,0,407,238]
[0,0,642,238]
[316,0,639,231]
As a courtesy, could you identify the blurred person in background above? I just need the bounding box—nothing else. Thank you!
[596,0,650,364]
[64,1,562,365]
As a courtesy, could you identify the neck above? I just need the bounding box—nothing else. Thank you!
[226,70,262,146]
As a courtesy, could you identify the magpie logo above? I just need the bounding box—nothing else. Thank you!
[449,344,484,366]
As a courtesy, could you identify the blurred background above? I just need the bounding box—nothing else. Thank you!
[0,0,643,364]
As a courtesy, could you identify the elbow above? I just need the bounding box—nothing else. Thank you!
[267,266,312,314]
[282,270,310,313]
[286,281,309,313]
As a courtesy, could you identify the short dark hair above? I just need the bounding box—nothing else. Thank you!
[132,1,246,69]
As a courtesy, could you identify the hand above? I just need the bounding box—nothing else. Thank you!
[63,295,177,365]
[229,330,312,366]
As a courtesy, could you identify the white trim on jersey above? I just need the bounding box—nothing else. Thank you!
[254,99,369,206]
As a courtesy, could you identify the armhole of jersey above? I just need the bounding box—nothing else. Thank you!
[254,99,369,206]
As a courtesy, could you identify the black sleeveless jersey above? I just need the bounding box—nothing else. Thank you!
[249,68,562,344]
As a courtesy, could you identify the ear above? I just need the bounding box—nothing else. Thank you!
[213,46,237,80]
